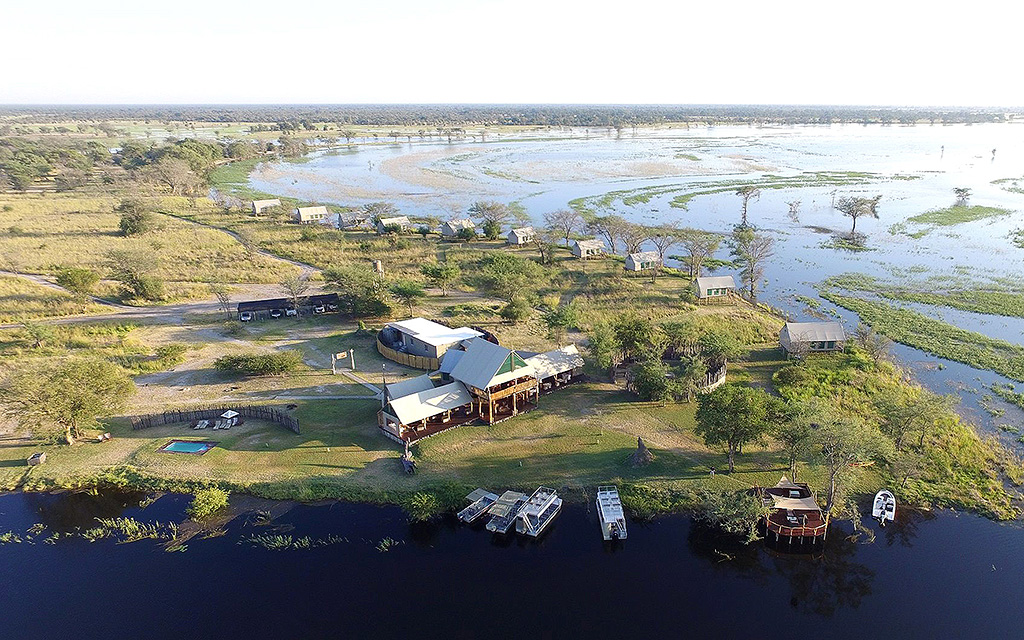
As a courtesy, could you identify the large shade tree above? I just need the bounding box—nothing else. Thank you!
[695,383,785,473]
[0,357,134,444]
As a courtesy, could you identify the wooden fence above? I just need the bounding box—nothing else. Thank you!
[129,405,300,434]
[376,337,440,370]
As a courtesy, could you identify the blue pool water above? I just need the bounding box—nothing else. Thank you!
[161,440,215,454]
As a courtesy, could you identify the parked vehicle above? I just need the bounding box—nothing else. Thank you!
[285,308,298,317]
[270,309,283,319]
[326,303,339,312]
[313,304,326,314]
[239,312,254,322]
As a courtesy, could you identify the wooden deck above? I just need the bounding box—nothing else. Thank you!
[766,510,827,539]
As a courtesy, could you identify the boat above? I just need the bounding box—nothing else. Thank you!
[872,489,896,526]
[457,488,499,524]
[485,491,528,534]
[515,487,562,537]
[596,485,627,541]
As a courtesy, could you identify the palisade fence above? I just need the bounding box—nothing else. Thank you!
[129,405,300,434]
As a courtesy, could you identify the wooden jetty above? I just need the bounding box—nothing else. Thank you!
[756,476,827,551]
[458,488,499,524]
[485,490,528,534]
[515,487,562,537]
[596,485,627,541]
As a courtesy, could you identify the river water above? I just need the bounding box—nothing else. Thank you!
[0,491,1021,639]
[248,123,1024,443]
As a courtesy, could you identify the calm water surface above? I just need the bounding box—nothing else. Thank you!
[1,491,1022,639]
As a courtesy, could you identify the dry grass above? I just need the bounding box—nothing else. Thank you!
[0,193,300,285]
[0,275,106,323]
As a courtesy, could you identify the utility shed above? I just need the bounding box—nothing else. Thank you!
[625,250,660,272]
[507,226,536,245]
[294,206,329,223]
[572,238,606,258]
[382,318,483,360]
[780,321,846,355]
[251,199,281,215]
[695,275,736,300]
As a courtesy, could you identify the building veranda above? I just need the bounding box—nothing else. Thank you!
[377,334,584,443]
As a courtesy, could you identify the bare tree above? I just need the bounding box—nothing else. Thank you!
[362,201,398,223]
[735,186,761,226]
[588,215,628,255]
[620,222,651,255]
[953,187,971,206]
[209,284,233,318]
[786,200,801,223]
[280,276,310,313]
[469,201,512,226]
[649,224,683,266]
[679,229,721,278]
[543,209,582,245]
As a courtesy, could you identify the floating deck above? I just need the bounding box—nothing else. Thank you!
[486,491,528,534]
[516,486,562,537]
[458,489,499,524]
[596,485,627,541]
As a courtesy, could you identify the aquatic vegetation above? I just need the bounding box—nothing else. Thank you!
[820,292,1024,382]
[241,533,348,550]
[0,531,23,544]
[376,537,400,553]
[823,272,1024,319]
[1010,228,1024,249]
[187,487,230,521]
[94,517,179,543]
[992,176,1024,195]
[820,236,875,252]
[906,205,1011,227]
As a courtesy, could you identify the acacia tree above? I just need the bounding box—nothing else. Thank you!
[695,384,783,473]
[852,323,891,362]
[679,229,721,278]
[362,201,398,223]
[835,195,882,236]
[620,222,651,255]
[812,413,889,513]
[544,209,582,245]
[730,227,774,299]
[0,357,134,444]
[736,186,761,226]
[469,200,511,227]
[588,215,628,255]
[774,398,821,480]
[420,261,460,295]
[391,280,425,315]
[649,224,683,269]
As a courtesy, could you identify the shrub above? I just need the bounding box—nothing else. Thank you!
[116,198,155,236]
[456,227,476,241]
[299,226,319,241]
[187,487,230,521]
[214,351,302,376]
[500,299,532,323]
[56,266,100,295]
[404,492,440,521]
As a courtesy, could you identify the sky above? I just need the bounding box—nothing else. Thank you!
[1,0,1021,106]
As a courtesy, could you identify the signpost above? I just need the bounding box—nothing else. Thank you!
[331,350,356,374]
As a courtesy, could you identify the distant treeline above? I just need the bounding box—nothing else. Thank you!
[0,104,1016,127]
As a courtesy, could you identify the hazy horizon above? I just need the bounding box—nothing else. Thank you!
[2,0,1017,106]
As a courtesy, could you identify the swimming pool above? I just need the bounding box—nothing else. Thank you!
[158,440,217,455]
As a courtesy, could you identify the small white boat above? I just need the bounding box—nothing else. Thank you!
[458,488,499,524]
[872,490,896,526]
[596,485,627,541]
